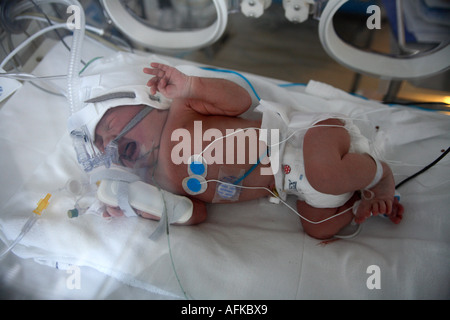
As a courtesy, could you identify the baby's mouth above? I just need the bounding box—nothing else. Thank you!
[119,140,139,166]
[124,141,137,160]
[118,139,157,169]
[134,142,159,170]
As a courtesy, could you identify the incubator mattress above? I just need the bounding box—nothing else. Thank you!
[0,39,449,299]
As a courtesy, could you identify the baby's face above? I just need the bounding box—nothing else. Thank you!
[94,105,165,169]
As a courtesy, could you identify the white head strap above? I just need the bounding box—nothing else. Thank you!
[67,52,172,140]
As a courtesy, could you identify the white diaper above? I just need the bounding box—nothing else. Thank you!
[282,143,353,208]
[257,100,372,209]
[284,112,372,208]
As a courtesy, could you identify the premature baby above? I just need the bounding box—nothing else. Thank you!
[93,63,404,240]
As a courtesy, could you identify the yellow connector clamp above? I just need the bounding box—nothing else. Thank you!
[33,194,52,215]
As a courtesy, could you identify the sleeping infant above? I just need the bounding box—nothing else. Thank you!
[92,63,404,240]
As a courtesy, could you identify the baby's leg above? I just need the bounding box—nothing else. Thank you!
[303,118,379,195]
[297,194,358,240]
[303,118,400,224]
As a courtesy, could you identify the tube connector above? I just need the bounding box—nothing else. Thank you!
[33,194,51,215]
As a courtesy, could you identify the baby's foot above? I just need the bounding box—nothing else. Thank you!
[385,197,404,224]
[354,162,398,224]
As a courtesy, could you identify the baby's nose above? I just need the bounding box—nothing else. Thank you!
[101,135,118,152]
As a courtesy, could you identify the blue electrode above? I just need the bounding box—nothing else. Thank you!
[187,177,202,193]
[182,175,207,195]
[190,161,206,176]
[188,155,207,177]
[183,155,208,195]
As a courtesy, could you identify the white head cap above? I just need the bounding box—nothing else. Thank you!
[67,52,172,140]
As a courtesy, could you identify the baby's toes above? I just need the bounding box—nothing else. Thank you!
[390,199,404,224]
[371,202,380,216]
[377,201,387,215]
[389,205,403,224]
[355,201,372,224]
[385,199,393,215]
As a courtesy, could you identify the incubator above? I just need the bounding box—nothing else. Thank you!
[0,0,449,300]
[98,0,332,51]
[0,0,448,243]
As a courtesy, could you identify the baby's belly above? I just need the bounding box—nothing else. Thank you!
[187,162,275,203]
[162,116,274,203]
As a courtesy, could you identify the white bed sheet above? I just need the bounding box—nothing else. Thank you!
[0,38,449,300]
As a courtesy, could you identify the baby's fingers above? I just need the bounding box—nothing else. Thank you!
[143,67,163,77]
[144,63,171,75]
[146,77,159,95]
[150,62,172,71]
[104,206,125,218]
[146,76,157,86]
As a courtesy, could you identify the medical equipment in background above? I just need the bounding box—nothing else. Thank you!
[3,0,92,171]
[4,1,448,77]
[240,0,271,18]
[99,0,450,88]
[282,0,315,23]
[101,0,229,51]
[99,0,328,51]
[319,0,450,80]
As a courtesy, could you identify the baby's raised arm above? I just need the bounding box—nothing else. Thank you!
[144,63,252,116]
[144,63,192,98]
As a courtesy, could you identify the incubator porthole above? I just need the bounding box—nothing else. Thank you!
[119,0,218,31]
[318,0,450,79]
[101,0,228,51]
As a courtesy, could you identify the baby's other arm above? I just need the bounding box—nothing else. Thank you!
[103,197,207,225]
[144,63,252,116]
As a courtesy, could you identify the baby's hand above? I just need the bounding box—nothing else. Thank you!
[103,205,160,221]
[143,63,191,99]
[103,205,125,218]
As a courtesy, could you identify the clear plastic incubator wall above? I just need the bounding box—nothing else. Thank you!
[0,0,449,300]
